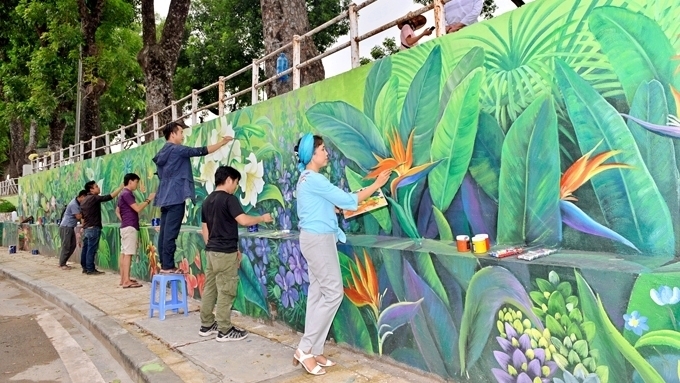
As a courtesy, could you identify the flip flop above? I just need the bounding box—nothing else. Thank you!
[59,265,72,270]
[122,283,142,288]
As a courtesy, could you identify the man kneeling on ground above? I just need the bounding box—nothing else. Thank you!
[198,166,273,342]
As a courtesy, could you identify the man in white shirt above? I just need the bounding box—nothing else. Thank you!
[445,0,483,33]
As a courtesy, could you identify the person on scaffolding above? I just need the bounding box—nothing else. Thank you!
[398,14,433,50]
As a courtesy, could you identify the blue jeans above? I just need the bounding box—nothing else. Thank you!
[80,227,101,272]
[158,202,185,270]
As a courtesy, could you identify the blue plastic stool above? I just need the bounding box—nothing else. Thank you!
[149,274,189,320]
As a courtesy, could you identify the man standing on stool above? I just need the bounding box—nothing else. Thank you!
[445,0,483,33]
[58,190,87,270]
[153,122,234,274]
[80,181,124,275]
[198,166,273,342]
[117,173,156,288]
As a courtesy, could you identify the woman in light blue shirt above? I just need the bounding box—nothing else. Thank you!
[292,134,389,375]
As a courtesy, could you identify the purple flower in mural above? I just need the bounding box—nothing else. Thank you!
[254,238,270,265]
[288,248,309,285]
[275,266,299,308]
[623,311,649,336]
[254,263,267,285]
[240,237,255,262]
[278,207,292,230]
[492,323,557,383]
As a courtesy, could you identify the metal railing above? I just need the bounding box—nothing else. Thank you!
[31,0,449,172]
[0,178,18,197]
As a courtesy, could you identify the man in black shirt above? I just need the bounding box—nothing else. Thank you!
[80,180,124,275]
[198,166,273,342]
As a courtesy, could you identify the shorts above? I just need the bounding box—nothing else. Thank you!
[120,227,139,255]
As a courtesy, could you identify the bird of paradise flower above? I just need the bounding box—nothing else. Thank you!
[559,143,639,251]
[344,251,423,355]
[363,128,442,198]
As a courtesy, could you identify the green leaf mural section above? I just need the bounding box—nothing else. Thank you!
[588,6,679,111]
[399,46,442,165]
[428,69,483,212]
[497,95,561,245]
[363,58,392,123]
[306,101,388,171]
[469,111,504,202]
[556,59,674,255]
[627,81,680,252]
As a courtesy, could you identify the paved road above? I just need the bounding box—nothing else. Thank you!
[0,276,133,383]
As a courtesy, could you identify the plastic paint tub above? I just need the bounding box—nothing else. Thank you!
[477,233,490,249]
[471,235,488,254]
[456,235,470,252]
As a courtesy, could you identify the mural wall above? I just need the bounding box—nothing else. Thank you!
[10,0,680,380]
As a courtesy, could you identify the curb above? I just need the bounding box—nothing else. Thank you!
[0,265,184,383]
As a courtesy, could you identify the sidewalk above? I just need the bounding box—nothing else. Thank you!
[0,248,442,383]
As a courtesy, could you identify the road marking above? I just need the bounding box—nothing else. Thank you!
[35,312,106,383]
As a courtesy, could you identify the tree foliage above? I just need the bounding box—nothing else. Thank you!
[413,0,499,21]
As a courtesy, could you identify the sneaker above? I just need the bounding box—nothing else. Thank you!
[86,269,105,275]
[199,322,218,337]
[216,326,248,342]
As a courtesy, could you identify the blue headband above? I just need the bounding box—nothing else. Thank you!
[297,134,314,172]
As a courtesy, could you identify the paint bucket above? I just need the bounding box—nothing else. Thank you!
[248,224,259,233]
[477,233,490,249]
[151,218,160,227]
[31,249,39,255]
[9,246,16,254]
[471,235,488,254]
[456,235,470,252]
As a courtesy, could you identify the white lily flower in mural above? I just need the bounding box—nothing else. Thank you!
[208,122,241,164]
[239,153,264,207]
[200,159,219,193]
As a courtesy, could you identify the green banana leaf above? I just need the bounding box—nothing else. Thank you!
[374,76,399,139]
[331,298,375,354]
[428,69,483,212]
[627,81,680,253]
[556,59,674,255]
[256,184,284,208]
[469,111,505,202]
[459,266,543,373]
[588,6,679,112]
[413,252,448,306]
[306,101,388,171]
[575,272,629,383]
[438,47,485,124]
[432,205,453,241]
[399,45,442,165]
[363,58,392,122]
[497,95,561,245]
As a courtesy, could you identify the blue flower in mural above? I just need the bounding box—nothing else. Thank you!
[275,266,299,308]
[240,237,255,262]
[277,206,292,230]
[623,311,649,336]
[650,286,680,306]
[288,248,309,285]
[253,263,267,285]
[254,238,270,265]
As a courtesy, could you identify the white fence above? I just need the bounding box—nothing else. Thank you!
[0,178,18,197]
[31,0,450,172]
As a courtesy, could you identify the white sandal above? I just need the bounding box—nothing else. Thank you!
[293,349,326,375]
[316,356,336,367]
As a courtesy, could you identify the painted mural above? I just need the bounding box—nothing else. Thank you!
[9,0,680,380]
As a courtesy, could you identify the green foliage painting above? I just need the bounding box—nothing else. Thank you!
[12,0,680,381]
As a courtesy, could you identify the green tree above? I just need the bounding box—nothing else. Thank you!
[359,37,400,66]
[174,0,349,109]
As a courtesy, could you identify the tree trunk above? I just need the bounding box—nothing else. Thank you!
[78,0,106,143]
[138,0,191,131]
[260,0,325,98]
[26,119,37,155]
[9,119,26,178]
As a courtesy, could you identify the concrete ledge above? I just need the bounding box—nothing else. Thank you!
[0,265,184,383]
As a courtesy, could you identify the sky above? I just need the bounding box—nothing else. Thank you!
[154,0,527,79]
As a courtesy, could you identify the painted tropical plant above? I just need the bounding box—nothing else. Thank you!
[307,45,484,239]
